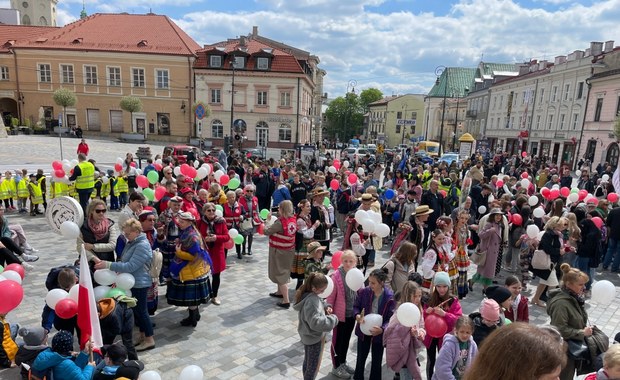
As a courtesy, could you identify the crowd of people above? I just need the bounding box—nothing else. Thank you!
[0,143,619,379]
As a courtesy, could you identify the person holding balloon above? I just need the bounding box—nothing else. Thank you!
[292,200,322,289]
[77,199,119,269]
[575,211,602,293]
[94,218,154,352]
[197,202,230,306]
[423,271,463,379]
[238,184,262,256]
[432,315,478,380]
[352,268,395,380]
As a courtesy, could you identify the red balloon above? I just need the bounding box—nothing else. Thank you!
[587,197,599,206]
[331,251,343,269]
[348,174,358,185]
[511,214,523,226]
[180,164,191,176]
[333,160,341,170]
[549,189,560,200]
[52,160,63,170]
[136,175,149,188]
[521,151,527,158]
[130,162,137,168]
[223,239,235,250]
[496,180,504,188]
[257,223,265,235]
[54,169,65,178]
[5,263,25,279]
[185,167,197,179]
[578,190,588,201]
[521,172,529,179]
[439,190,447,197]
[153,163,163,171]
[540,187,550,199]
[560,187,570,198]
[592,216,603,229]
[608,193,619,203]
[219,174,230,186]
[55,298,78,319]
[330,179,339,191]
[0,280,24,314]
[114,163,123,172]
[154,186,167,201]
[425,313,448,338]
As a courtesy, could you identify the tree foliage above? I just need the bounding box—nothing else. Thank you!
[324,88,383,141]
[53,88,77,108]
[615,115,620,140]
[120,96,143,113]
[359,88,383,111]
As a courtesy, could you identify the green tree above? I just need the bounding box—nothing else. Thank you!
[120,96,143,136]
[614,115,620,140]
[359,88,383,111]
[324,93,364,142]
[53,88,77,128]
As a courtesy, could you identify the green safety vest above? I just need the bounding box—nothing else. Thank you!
[75,161,95,190]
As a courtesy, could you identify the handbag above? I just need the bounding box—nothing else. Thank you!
[240,219,253,232]
[470,247,487,266]
[531,249,551,270]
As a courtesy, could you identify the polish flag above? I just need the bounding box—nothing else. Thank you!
[77,246,103,349]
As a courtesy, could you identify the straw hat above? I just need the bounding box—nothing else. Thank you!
[310,187,329,197]
[307,241,327,256]
[414,205,434,216]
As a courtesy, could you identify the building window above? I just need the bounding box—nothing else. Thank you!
[396,124,401,133]
[535,115,541,130]
[110,110,123,132]
[211,119,223,138]
[84,65,97,85]
[156,69,169,89]
[278,123,291,142]
[547,114,554,129]
[572,113,579,130]
[210,88,221,104]
[158,113,170,135]
[559,114,565,130]
[564,84,570,101]
[38,64,51,83]
[257,91,268,106]
[256,57,269,70]
[577,82,584,99]
[232,56,245,69]
[551,86,558,102]
[210,56,222,68]
[280,92,291,107]
[60,64,74,84]
[132,68,145,88]
[0,66,8,80]
[108,67,121,87]
[594,98,603,121]
[539,88,545,104]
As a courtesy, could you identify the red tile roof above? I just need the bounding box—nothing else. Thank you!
[195,38,304,73]
[0,25,57,53]
[11,13,200,56]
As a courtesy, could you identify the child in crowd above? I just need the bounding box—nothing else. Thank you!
[0,313,18,368]
[303,241,331,281]
[468,299,504,348]
[423,271,463,379]
[585,344,620,380]
[93,343,144,380]
[326,250,358,378]
[420,230,451,291]
[437,217,458,295]
[293,273,339,380]
[32,330,96,379]
[97,297,138,360]
[503,276,529,323]
[432,316,478,380]
[384,281,426,380]
[483,285,512,322]
[108,171,119,211]
[41,266,80,336]
[353,268,395,380]
[15,326,48,380]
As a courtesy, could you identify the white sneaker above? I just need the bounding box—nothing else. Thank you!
[21,254,39,262]
[344,364,355,374]
[25,247,39,253]
[330,364,352,379]
[22,262,34,271]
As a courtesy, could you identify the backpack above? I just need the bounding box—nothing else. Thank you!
[148,248,163,279]
[336,189,353,214]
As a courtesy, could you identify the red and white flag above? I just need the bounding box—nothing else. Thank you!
[77,246,103,349]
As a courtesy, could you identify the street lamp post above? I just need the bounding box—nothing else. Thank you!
[435,66,448,154]
[343,79,357,145]
[452,95,459,151]
[401,104,408,146]
[229,56,237,148]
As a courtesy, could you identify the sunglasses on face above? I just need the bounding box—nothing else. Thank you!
[94,209,107,214]
[205,209,215,212]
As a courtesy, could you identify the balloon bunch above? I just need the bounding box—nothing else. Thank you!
[223,228,245,249]
[45,285,79,319]
[354,210,390,238]
[140,364,204,380]
[92,270,135,300]
[51,159,78,184]
[0,264,26,314]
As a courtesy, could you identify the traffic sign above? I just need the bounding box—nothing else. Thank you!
[195,103,206,120]
[58,113,62,126]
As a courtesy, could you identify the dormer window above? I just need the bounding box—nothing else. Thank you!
[256,57,270,70]
[210,55,222,68]
[232,56,245,69]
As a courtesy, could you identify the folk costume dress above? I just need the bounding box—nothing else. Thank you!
[453,225,471,298]
[291,213,315,280]
[166,224,212,306]
[420,246,451,290]
[442,233,459,296]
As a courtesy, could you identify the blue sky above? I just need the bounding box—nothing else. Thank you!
[2,0,618,97]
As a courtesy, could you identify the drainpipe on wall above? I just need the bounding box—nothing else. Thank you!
[296,77,301,157]
[574,75,593,171]
[188,56,194,141]
[12,49,22,123]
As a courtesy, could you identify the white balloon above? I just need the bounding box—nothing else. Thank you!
[361,219,375,233]
[528,196,539,206]
[193,160,200,168]
[94,285,111,301]
[214,170,224,181]
[591,280,617,305]
[155,159,163,165]
[318,276,334,299]
[0,275,6,282]
[533,207,545,219]
[116,158,124,165]
[135,169,143,176]
[552,184,560,190]
[521,179,530,189]
[179,365,204,380]
[215,209,223,218]
[94,269,117,286]
[228,228,239,239]
[369,211,382,224]
[478,206,487,214]
[62,163,71,173]
[488,194,495,203]
[567,193,579,204]
[575,170,582,177]
[140,370,162,380]
[526,224,540,239]
[174,166,182,176]
[602,174,610,182]
[345,268,365,291]
[537,231,545,241]
[60,221,81,240]
[68,284,80,303]
[328,166,337,174]
[2,270,22,284]
[357,168,365,176]
[203,164,212,175]
[360,313,383,335]
[196,167,208,180]
[354,210,368,224]
[101,176,110,184]
[343,161,350,168]
[375,223,390,238]
[116,273,136,290]
[396,302,421,327]
[45,288,68,309]
[71,159,79,167]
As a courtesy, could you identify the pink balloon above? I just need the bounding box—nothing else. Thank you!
[592,216,603,229]
[348,174,358,185]
[496,180,504,188]
[219,175,230,186]
[224,239,235,250]
[331,251,343,269]
[153,163,163,171]
[136,175,149,188]
[0,280,23,314]
[130,162,137,168]
[333,160,341,170]
[425,313,448,338]
[5,263,25,279]
[608,193,619,203]
[114,163,123,172]
[521,151,527,158]
[52,161,63,170]
[154,186,167,201]
[511,214,523,226]
[180,164,191,176]
[548,188,560,200]
[186,167,197,179]
[521,172,529,179]
[54,169,66,178]
[560,187,570,198]
[578,190,588,201]
[330,179,340,191]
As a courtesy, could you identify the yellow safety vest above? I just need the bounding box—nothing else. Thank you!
[68,183,77,198]
[16,178,29,198]
[116,176,128,193]
[28,181,43,204]
[75,161,95,190]
[5,178,16,199]
[0,179,9,200]
[91,179,102,198]
[101,181,111,198]
[53,181,69,198]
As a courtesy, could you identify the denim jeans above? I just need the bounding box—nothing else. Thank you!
[603,238,620,271]
[574,256,594,290]
[132,287,153,337]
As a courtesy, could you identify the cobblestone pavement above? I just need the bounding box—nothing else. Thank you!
[1,136,619,379]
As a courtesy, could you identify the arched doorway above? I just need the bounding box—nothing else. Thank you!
[0,98,19,128]
[606,142,619,167]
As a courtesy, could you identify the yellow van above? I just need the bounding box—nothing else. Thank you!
[417,141,440,157]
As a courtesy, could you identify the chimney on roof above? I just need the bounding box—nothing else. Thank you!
[252,26,258,37]
[590,42,603,56]
[239,36,246,46]
[538,60,547,71]
[604,40,614,53]
[517,63,529,75]
[554,55,567,65]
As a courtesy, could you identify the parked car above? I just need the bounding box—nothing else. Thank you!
[240,148,265,160]
[162,145,206,164]
[341,147,375,162]
[439,152,462,168]
[414,150,435,165]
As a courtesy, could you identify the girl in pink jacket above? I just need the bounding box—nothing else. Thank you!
[325,250,358,378]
